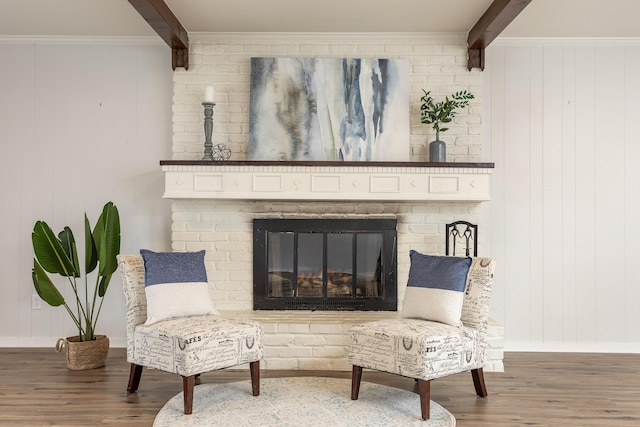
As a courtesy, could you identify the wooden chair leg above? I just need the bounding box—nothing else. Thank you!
[471,368,488,397]
[249,361,260,396]
[127,364,143,393]
[418,379,431,420]
[182,375,196,415]
[351,365,363,400]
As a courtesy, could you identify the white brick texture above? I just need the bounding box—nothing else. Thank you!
[171,199,505,371]
[172,34,483,163]
[167,34,503,372]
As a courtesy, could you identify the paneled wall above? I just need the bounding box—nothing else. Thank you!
[4,35,640,354]
[0,41,173,346]
[483,41,640,352]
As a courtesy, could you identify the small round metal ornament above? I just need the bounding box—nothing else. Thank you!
[212,144,231,161]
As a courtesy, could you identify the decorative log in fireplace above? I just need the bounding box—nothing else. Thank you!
[253,218,397,311]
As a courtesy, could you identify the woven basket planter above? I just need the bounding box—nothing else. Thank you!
[55,335,109,370]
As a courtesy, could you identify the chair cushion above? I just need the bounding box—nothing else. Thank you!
[134,314,264,376]
[140,249,217,325]
[401,250,471,326]
[348,318,481,380]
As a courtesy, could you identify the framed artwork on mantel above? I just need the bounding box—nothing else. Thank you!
[248,57,409,162]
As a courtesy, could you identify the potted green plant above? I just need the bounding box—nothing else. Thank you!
[420,89,475,162]
[31,201,120,370]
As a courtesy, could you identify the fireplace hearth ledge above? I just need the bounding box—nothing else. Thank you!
[219,310,504,373]
[221,309,398,323]
[161,161,494,201]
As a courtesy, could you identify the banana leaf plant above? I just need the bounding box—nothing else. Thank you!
[31,201,120,342]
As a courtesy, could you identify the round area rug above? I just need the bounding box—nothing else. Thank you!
[154,376,456,426]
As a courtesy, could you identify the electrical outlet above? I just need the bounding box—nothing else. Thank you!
[31,294,42,310]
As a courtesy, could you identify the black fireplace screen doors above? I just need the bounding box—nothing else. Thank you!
[253,218,397,311]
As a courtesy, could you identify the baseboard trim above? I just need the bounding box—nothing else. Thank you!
[0,337,126,348]
[505,342,640,354]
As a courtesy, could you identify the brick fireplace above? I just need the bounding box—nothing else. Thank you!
[161,161,503,371]
[161,33,504,371]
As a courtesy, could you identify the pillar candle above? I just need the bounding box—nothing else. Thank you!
[204,86,215,103]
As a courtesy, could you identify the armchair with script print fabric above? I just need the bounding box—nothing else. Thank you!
[117,252,264,415]
[348,252,495,420]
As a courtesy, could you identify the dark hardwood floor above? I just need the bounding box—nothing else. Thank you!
[0,349,638,426]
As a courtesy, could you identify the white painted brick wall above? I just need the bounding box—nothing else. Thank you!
[171,198,504,372]
[172,34,483,163]
[168,34,504,372]
[171,200,482,311]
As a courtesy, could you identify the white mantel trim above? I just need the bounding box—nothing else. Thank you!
[162,164,493,202]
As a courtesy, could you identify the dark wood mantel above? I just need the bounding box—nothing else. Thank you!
[160,160,495,168]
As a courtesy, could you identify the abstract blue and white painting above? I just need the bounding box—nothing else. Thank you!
[248,57,409,161]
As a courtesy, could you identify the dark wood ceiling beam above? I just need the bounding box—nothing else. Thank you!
[467,0,532,70]
[128,0,189,70]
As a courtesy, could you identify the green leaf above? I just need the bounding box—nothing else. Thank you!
[32,221,76,277]
[419,88,474,134]
[98,275,111,298]
[32,260,65,307]
[84,214,98,274]
[58,227,80,278]
[95,202,121,277]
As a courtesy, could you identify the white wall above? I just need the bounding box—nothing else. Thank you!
[483,40,640,352]
[4,35,640,354]
[0,40,174,347]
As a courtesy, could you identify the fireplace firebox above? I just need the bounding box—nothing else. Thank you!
[253,218,397,311]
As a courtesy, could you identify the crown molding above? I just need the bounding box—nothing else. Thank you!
[189,32,467,43]
[493,37,640,46]
[0,35,164,45]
